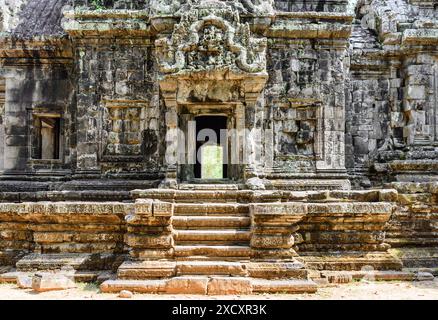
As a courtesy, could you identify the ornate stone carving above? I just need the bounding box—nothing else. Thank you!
[101,101,150,161]
[150,0,274,16]
[150,0,182,16]
[155,0,267,75]
[274,104,323,159]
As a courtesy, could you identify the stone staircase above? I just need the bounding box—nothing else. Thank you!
[173,203,251,264]
[101,197,318,295]
[171,203,251,279]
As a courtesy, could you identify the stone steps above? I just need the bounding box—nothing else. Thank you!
[174,203,249,216]
[178,184,239,191]
[116,260,249,279]
[176,261,248,276]
[100,277,318,295]
[109,198,315,295]
[174,230,251,243]
[173,216,251,229]
[252,279,318,294]
[174,245,251,259]
[132,190,247,203]
[170,202,254,288]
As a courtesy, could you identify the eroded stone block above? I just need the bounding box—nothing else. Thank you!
[32,273,77,292]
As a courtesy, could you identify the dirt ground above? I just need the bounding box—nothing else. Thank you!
[0,279,437,300]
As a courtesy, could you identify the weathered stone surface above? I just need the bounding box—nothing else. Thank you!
[301,252,403,271]
[165,276,209,295]
[118,261,176,279]
[250,234,294,249]
[124,234,173,249]
[0,271,20,284]
[15,253,120,272]
[16,275,33,289]
[416,272,434,281]
[324,273,353,284]
[100,279,166,293]
[251,279,317,294]
[207,277,252,295]
[299,202,393,253]
[176,261,248,277]
[32,273,77,292]
[322,270,416,282]
[250,203,307,217]
[248,261,308,279]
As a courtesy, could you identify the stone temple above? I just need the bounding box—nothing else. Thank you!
[0,0,437,294]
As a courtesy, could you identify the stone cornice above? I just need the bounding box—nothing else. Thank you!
[402,29,438,46]
[266,21,353,39]
[274,11,354,22]
[62,9,152,37]
[62,8,356,40]
[0,36,73,65]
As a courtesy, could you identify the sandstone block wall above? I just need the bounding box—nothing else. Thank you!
[298,202,393,252]
[387,183,438,248]
[0,202,130,265]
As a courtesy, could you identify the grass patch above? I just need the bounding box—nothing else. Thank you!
[77,282,100,292]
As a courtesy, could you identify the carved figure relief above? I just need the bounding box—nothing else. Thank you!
[155,0,267,75]
[102,104,147,160]
[274,104,322,159]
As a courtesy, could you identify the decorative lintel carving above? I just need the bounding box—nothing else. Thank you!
[155,0,268,76]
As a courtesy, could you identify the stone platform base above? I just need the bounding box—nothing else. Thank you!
[100,276,318,295]
[389,247,438,268]
[15,253,124,272]
[299,252,403,271]
[318,270,417,283]
[0,270,113,284]
[267,179,351,191]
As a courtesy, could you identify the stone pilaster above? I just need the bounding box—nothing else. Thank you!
[74,46,101,176]
[159,80,179,188]
[250,202,307,259]
[125,199,174,260]
[249,202,309,279]
[403,55,437,145]
[244,80,268,189]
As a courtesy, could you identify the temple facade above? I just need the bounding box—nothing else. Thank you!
[0,0,437,294]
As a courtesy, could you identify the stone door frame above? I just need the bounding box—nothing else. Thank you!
[178,102,245,183]
[159,74,267,188]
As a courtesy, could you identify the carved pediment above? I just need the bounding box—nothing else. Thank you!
[155,0,268,75]
[150,0,274,16]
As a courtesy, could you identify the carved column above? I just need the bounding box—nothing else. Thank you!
[159,80,179,188]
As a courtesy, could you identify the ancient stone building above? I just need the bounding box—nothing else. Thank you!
[0,0,437,294]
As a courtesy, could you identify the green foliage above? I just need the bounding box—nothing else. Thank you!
[91,0,105,10]
[201,145,223,179]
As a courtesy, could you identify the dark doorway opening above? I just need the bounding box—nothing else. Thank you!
[194,115,228,179]
[32,116,61,160]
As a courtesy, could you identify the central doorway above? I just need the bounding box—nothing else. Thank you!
[194,115,228,179]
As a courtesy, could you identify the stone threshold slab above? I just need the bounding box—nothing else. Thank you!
[100,276,318,295]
